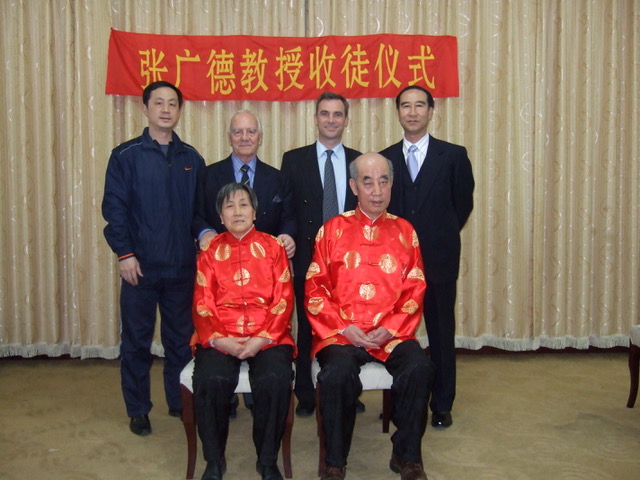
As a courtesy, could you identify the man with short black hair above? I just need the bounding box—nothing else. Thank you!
[102,81,205,435]
[381,85,475,430]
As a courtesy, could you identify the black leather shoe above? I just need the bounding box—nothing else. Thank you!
[129,414,151,436]
[201,460,226,480]
[168,408,182,419]
[295,402,315,417]
[256,461,284,480]
[229,393,239,419]
[431,411,452,428]
[356,399,366,414]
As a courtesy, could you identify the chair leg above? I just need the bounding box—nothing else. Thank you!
[181,385,197,479]
[315,383,326,476]
[382,389,391,433]
[281,386,294,478]
[627,344,640,408]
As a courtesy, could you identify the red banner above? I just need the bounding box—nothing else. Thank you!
[106,29,458,101]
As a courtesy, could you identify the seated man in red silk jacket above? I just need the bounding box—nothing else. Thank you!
[191,182,295,480]
[305,153,435,480]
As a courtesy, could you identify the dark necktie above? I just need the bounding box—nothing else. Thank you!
[322,150,338,222]
[240,164,250,185]
[407,144,419,182]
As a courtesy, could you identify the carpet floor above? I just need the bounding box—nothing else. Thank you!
[0,352,638,479]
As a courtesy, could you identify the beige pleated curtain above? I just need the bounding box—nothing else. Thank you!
[1,0,638,359]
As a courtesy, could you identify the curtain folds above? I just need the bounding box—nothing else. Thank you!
[0,0,638,358]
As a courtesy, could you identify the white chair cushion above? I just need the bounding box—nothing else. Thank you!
[311,359,393,390]
[631,326,640,347]
[180,358,251,393]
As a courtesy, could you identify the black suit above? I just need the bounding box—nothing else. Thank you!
[380,136,474,414]
[192,156,295,239]
[281,143,361,407]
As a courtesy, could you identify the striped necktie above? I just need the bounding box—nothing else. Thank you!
[240,164,250,185]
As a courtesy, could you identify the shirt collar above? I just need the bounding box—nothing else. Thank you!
[231,154,257,173]
[403,133,430,155]
[316,141,345,158]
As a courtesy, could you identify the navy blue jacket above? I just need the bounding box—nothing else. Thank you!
[102,128,205,278]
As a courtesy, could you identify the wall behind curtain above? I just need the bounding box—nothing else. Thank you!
[0,0,638,358]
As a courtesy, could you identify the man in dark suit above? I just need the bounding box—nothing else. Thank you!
[281,92,361,416]
[380,85,474,429]
[192,110,296,417]
[192,109,296,255]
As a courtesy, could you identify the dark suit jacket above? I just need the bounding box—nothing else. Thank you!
[191,155,296,239]
[380,136,474,283]
[281,143,361,277]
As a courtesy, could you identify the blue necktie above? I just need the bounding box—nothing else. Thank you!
[407,145,419,181]
[322,150,338,222]
[240,164,250,185]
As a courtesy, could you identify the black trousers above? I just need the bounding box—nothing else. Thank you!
[316,340,434,468]
[423,280,457,413]
[192,345,294,466]
[293,275,315,408]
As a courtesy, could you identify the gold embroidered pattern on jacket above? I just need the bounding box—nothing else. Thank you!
[233,268,251,286]
[343,251,361,269]
[307,297,324,314]
[379,254,397,274]
[196,270,207,287]
[215,243,231,261]
[359,282,376,300]
[250,241,266,259]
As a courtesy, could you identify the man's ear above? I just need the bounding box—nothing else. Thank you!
[349,178,358,196]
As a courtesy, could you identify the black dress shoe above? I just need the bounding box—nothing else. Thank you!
[201,460,226,480]
[295,402,315,417]
[356,399,366,414]
[431,411,452,428]
[168,408,182,419]
[129,414,151,436]
[256,461,283,480]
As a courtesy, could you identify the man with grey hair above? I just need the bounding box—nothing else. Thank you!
[306,153,434,480]
[193,110,295,256]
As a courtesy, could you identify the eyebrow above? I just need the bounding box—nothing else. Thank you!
[400,100,426,106]
[361,174,389,181]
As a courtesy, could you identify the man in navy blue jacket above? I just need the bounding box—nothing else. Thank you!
[102,81,205,436]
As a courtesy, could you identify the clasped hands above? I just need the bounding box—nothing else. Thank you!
[342,325,393,349]
[213,336,270,359]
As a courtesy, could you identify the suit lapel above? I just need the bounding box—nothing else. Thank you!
[252,158,267,200]
[414,137,445,207]
[305,144,324,206]
[220,156,236,185]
